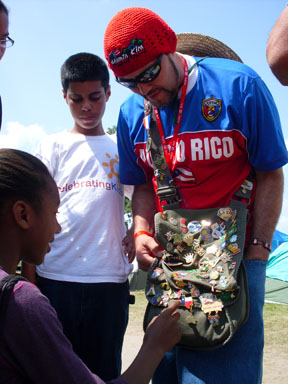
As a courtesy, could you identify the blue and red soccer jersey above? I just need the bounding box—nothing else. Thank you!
[117,56,288,213]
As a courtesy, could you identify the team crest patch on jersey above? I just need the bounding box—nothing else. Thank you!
[202,98,222,122]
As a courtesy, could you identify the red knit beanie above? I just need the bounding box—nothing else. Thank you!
[104,7,177,77]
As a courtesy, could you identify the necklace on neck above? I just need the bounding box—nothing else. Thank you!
[173,56,207,124]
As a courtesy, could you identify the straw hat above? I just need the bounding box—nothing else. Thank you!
[176,33,243,63]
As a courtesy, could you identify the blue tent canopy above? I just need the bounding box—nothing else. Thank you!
[266,237,288,305]
[271,229,288,253]
[266,242,288,282]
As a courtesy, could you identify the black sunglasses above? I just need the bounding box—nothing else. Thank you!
[0,35,14,48]
[115,55,163,89]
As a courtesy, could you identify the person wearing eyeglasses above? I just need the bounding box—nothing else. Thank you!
[0,0,14,130]
[104,7,288,384]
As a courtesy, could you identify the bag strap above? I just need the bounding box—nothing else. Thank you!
[144,102,253,209]
[144,59,207,210]
[0,274,28,340]
[145,103,181,210]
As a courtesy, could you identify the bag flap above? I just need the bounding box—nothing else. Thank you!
[154,200,248,291]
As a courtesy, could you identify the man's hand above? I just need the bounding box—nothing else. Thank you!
[135,234,162,271]
[245,244,270,262]
[132,181,159,270]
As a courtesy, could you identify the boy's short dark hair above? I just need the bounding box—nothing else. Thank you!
[61,52,110,93]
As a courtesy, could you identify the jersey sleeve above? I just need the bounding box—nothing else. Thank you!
[242,76,288,170]
[2,282,126,384]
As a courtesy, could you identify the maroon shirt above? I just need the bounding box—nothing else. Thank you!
[0,268,127,384]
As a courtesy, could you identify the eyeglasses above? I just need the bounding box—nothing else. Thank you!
[115,55,163,89]
[0,36,14,48]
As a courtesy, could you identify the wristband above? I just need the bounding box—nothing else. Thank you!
[249,238,272,252]
[134,230,153,239]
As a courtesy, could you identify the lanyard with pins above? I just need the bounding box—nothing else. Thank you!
[151,57,207,171]
[153,58,188,171]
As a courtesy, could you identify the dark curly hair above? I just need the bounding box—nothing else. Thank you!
[0,148,55,213]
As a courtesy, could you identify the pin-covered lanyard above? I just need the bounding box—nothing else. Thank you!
[153,58,189,171]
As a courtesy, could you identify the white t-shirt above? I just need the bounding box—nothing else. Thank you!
[36,131,133,283]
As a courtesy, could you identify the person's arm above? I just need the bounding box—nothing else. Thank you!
[132,180,162,271]
[5,282,104,383]
[266,6,288,85]
[245,168,284,261]
[21,262,37,284]
[6,282,180,384]
[120,301,181,384]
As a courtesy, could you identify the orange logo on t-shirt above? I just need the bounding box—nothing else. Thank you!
[102,153,120,184]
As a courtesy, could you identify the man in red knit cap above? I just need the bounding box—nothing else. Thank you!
[104,7,287,384]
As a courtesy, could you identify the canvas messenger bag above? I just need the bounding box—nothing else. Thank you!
[142,102,250,350]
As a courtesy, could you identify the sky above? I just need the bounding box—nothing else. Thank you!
[0,0,288,233]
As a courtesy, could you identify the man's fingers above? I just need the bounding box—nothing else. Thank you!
[146,237,161,256]
[135,235,163,270]
[137,255,155,271]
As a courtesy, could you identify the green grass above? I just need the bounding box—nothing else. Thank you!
[263,303,288,347]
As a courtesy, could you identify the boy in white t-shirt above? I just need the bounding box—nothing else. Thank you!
[22,52,134,381]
